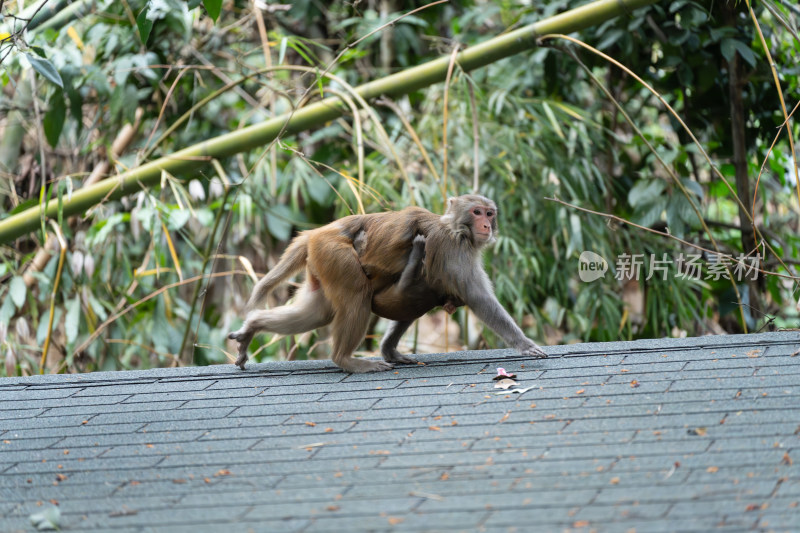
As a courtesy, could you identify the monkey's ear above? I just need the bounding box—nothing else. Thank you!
[440,197,457,225]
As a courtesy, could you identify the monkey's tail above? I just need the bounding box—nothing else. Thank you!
[245,234,309,312]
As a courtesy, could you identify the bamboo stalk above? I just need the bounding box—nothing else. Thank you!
[0,0,658,244]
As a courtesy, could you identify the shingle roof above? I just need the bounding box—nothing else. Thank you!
[2,332,799,532]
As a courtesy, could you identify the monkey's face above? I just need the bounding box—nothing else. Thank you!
[441,195,499,246]
[470,204,495,243]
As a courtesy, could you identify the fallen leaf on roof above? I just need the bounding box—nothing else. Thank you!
[745,503,768,511]
[494,378,518,389]
[493,367,517,380]
[609,477,620,484]
[428,426,441,431]
[494,385,536,396]
[305,422,316,427]
[499,412,510,423]
[439,472,450,481]
[687,427,707,436]
[29,506,61,531]
[707,466,719,473]
[573,521,590,527]
[782,452,793,465]
[172,479,187,484]
[214,469,232,477]
[630,380,640,388]
[576,389,585,395]
[387,517,405,525]
[326,505,340,512]
[109,506,138,517]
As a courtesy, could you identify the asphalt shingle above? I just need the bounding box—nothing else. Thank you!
[1,331,799,532]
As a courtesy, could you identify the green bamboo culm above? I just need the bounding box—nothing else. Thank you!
[0,0,659,244]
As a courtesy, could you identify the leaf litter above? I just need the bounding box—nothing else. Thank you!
[490,367,539,396]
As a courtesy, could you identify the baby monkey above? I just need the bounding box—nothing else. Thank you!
[229,194,546,372]
[355,231,463,364]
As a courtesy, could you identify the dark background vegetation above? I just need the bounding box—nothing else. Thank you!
[1,0,799,375]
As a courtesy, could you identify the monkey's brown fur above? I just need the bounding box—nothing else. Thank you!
[228,194,546,372]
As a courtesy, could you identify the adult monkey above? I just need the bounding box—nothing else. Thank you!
[228,194,546,372]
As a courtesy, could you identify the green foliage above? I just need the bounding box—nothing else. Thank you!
[0,0,798,376]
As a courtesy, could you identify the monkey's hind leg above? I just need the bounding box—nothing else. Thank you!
[380,320,418,365]
[318,240,392,373]
[330,296,393,372]
[228,284,334,369]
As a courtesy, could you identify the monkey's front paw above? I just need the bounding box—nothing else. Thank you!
[520,343,547,359]
[366,360,395,372]
[235,352,248,370]
[344,358,394,373]
[412,234,427,246]
[228,329,244,342]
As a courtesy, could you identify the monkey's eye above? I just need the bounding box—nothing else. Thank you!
[486,210,494,217]
[473,208,482,216]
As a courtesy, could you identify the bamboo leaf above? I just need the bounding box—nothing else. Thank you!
[37,307,62,345]
[0,292,16,326]
[266,205,295,241]
[24,52,63,88]
[203,0,222,22]
[44,90,66,147]
[65,296,81,344]
[628,179,666,208]
[9,276,26,309]
[136,4,154,45]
